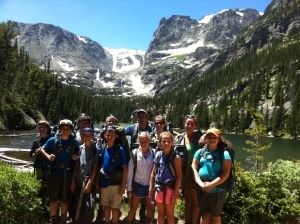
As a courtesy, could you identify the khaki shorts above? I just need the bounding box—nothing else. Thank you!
[101,185,122,208]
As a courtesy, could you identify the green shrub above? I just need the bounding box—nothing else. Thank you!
[0,161,45,224]
[175,197,185,219]
[222,160,300,224]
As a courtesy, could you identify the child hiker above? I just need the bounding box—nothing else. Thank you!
[149,131,182,224]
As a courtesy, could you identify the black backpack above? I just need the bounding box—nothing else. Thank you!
[131,123,153,149]
[200,145,235,196]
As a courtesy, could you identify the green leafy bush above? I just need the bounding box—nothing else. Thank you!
[222,160,300,224]
[0,161,45,224]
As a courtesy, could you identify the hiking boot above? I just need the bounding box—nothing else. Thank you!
[50,215,59,224]
[59,215,68,224]
[65,217,73,224]
[145,217,152,224]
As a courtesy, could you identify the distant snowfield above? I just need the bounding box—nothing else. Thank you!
[104,48,145,73]
[129,72,154,94]
[104,48,153,94]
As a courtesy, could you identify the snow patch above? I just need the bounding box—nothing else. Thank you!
[104,48,145,73]
[129,72,154,94]
[56,59,75,71]
[236,12,244,17]
[76,35,88,43]
[156,40,216,59]
[198,14,214,24]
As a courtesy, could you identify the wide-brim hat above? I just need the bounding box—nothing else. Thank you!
[59,119,73,129]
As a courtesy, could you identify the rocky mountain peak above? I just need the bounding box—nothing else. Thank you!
[12,22,112,71]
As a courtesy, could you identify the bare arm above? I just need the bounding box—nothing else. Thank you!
[70,159,79,192]
[173,156,182,196]
[191,158,205,188]
[40,147,56,161]
[84,163,98,193]
[119,165,128,195]
[149,163,157,198]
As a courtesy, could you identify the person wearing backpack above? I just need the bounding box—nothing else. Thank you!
[96,126,128,224]
[74,114,92,145]
[180,115,203,224]
[40,119,80,224]
[70,128,98,224]
[30,120,54,213]
[152,115,179,146]
[192,128,232,224]
[125,109,153,150]
[149,132,182,224]
[124,131,155,224]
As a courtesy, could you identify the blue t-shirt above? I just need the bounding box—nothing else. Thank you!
[98,145,127,188]
[43,136,80,178]
[194,148,231,193]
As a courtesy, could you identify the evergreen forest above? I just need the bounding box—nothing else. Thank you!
[1,5,300,139]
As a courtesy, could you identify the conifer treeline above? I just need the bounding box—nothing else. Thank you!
[1,21,300,138]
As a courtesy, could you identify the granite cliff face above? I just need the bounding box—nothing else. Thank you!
[193,0,300,77]
[12,22,112,71]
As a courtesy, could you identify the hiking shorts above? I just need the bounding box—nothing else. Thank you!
[155,186,179,204]
[47,173,72,203]
[198,189,226,217]
[134,182,150,198]
[101,185,122,208]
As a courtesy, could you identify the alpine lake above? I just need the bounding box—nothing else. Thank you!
[0,123,300,171]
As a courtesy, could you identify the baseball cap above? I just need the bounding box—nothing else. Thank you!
[136,109,147,115]
[206,128,221,137]
[59,119,73,129]
[82,128,94,134]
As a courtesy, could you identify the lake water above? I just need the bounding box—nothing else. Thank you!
[1,125,299,171]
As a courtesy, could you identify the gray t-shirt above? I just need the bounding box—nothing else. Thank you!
[76,144,98,186]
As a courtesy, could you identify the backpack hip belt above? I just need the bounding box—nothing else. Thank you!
[51,162,73,170]
[154,180,175,191]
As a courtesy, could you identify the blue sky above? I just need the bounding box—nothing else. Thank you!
[0,0,272,51]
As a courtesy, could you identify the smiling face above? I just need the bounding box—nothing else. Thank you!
[104,130,118,145]
[154,117,166,133]
[184,118,197,133]
[137,112,148,127]
[205,134,220,147]
[59,125,73,140]
[82,132,94,146]
[159,132,174,152]
[38,124,49,136]
[138,135,150,150]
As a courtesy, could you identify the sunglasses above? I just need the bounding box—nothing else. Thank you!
[185,115,197,124]
[155,121,165,125]
[104,125,116,130]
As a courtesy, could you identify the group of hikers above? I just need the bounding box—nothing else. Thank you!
[29,109,233,224]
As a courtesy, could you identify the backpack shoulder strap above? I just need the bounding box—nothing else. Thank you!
[54,134,60,155]
[132,148,138,178]
[167,150,177,178]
